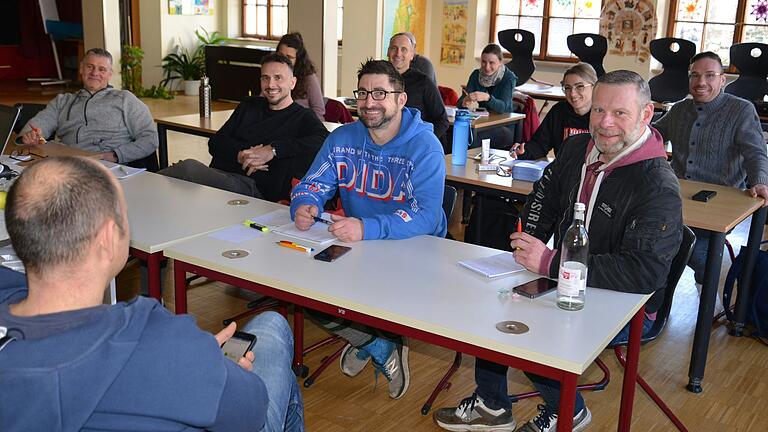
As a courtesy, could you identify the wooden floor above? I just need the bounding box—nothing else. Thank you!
[6,80,768,431]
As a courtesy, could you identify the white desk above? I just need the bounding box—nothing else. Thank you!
[166,233,649,431]
[122,171,286,298]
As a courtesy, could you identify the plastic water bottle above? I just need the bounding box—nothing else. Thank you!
[557,202,589,311]
[451,110,472,165]
[199,75,211,118]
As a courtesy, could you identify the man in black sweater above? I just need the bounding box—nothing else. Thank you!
[387,32,449,141]
[159,53,329,202]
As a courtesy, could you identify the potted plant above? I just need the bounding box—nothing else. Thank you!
[161,45,204,95]
[121,45,173,99]
[161,28,230,96]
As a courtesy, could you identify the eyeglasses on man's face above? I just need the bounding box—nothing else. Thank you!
[353,89,403,101]
[561,83,592,94]
[688,72,723,82]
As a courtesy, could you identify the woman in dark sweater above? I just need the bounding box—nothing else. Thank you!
[513,63,598,160]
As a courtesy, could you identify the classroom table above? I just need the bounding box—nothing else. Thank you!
[166,232,650,432]
[445,149,768,394]
[121,171,287,299]
[154,110,343,169]
[516,83,566,102]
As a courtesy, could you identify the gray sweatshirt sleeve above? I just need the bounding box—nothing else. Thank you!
[18,94,71,140]
[115,91,159,163]
[305,73,326,121]
[735,103,768,187]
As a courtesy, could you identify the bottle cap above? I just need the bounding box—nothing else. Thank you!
[200,76,209,86]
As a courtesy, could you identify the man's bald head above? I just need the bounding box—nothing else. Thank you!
[6,157,126,276]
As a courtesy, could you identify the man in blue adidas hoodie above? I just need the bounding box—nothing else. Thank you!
[0,157,303,431]
[290,60,447,400]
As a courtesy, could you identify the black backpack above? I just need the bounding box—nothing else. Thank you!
[722,242,768,339]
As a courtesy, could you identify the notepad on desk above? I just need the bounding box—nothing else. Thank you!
[499,159,549,182]
[99,161,146,179]
[239,208,336,244]
[458,252,525,278]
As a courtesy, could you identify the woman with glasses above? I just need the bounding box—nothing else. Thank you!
[457,44,517,113]
[512,63,598,160]
[277,32,325,120]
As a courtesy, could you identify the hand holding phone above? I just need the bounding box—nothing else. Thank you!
[221,331,257,363]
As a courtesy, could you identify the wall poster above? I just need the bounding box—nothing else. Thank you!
[440,0,468,66]
[169,0,213,16]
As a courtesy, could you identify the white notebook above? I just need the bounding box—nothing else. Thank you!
[458,252,526,278]
[247,208,336,245]
[99,161,146,179]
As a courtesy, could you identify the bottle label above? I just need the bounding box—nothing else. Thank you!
[558,263,585,296]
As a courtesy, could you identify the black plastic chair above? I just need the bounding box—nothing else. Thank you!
[126,152,160,173]
[12,103,48,135]
[508,226,695,431]
[567,33,607,77]
[648,38,696,103]
[725,42,768,102]
[498,29,536,85]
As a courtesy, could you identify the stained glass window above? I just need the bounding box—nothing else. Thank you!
[492,0,603,60]
[669,0,768,66]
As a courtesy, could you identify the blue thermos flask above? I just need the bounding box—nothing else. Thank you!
[451,110,472,165]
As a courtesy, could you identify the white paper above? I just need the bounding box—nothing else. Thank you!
[274,222,336,245]
[249,208,293,228]
[458,252,525,278]
[207,224,264,243]
[99,161,146,179]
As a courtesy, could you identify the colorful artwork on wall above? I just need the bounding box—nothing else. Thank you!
[440,0,468,66]
[169,0,213,16]
[600,0,657,63]
[382,0,427,58]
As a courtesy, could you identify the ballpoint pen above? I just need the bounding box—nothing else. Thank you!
[514,216,522,251]
[276,240,313,253]
[243,220,270,232]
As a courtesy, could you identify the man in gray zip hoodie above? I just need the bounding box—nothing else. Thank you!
[19,48,158,165]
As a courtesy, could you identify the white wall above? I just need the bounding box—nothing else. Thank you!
[82,1,122,88]
[139,0,223,87]
[339,0,383,97]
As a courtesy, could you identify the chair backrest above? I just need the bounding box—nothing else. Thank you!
[126,152,160,173]
[12,103,48,135]
[323,98,354,124]
[648,38,697,103]
[642,225,696,343]
[497,29,535,85]
[438,86,459,106]
[724,43,768,102]
[442,185,457,239]
[0,105,21,154]
[567,33,607,77]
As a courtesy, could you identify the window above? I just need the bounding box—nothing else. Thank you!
[667,0,768,66]
[242,0,288,40]
[491,0,604,61]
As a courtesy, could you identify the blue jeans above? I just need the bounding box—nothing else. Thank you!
[242,312,304,432]
[475,316,655,415]
[689,228,711,285]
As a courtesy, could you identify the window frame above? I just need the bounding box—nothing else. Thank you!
[490,0,603,63]
[666,0,767,69]
[241,0,288,41]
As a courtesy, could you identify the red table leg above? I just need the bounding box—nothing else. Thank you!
[618,306,644,431]
[556,372,577,431]
[147,252,163,300]
[174,261,188,314]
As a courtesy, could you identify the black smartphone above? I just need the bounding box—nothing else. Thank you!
[513,277,558,299]
[691,190,717,202]
[221,331,257,362]
[313,245,351,262]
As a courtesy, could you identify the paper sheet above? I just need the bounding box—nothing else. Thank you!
[458,252,525,278]
[207,224,264,243]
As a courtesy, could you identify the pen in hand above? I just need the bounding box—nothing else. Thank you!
[514,217,522,251]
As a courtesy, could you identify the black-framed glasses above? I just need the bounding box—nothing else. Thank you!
[688,72,724,81]
[353,89,403,101]
[561,83,593,94]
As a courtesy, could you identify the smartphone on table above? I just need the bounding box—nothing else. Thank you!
[313,245,352,262]
[691,190,716,202]
[221,331,257,362]
[512,277,558,299]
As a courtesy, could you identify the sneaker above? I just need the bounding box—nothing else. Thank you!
[371,337,410,399]
[433,393,515,431]
[515,404,591,432]
[339,343,370,377]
